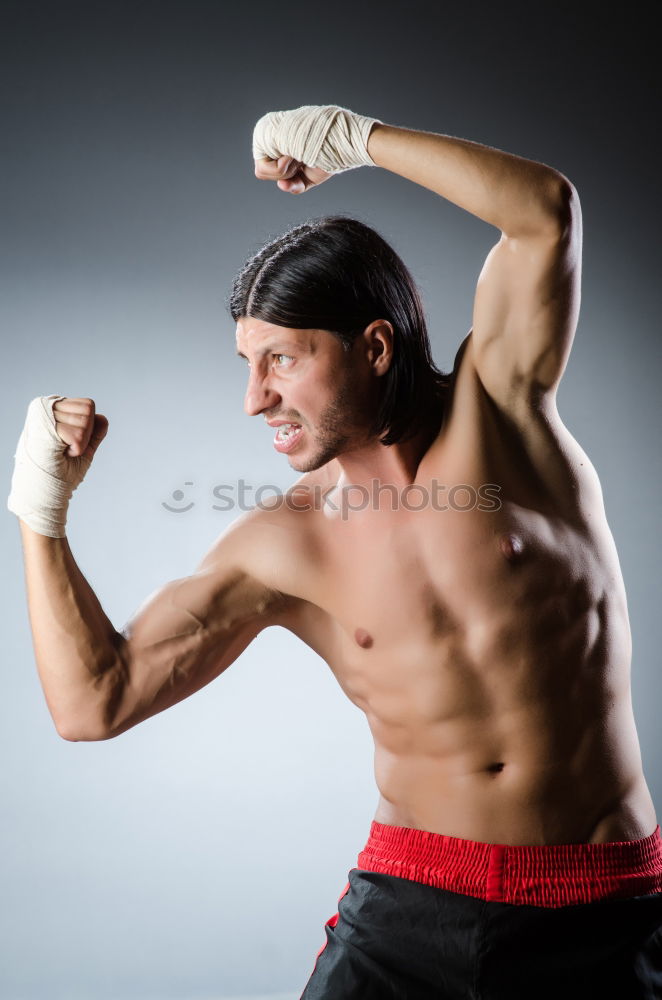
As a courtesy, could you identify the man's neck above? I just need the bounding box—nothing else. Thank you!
[334,413,442,491]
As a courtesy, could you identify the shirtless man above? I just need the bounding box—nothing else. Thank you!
[8,105,662,998]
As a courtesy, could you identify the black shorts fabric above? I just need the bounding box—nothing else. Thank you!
[300,868,662,999]
[300,821,662,999]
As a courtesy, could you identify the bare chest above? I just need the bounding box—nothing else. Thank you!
[273,384,627,728]
[305,490,603,691]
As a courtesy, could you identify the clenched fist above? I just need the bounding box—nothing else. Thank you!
[254,154,332,195]
[52,397,108,460]
[251,105,380,194]
[7,395,109,538]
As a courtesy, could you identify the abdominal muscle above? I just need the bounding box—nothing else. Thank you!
[314,574,658,847]
[302,535,659,848]
[366,689,657,846]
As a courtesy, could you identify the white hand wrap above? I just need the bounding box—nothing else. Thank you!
[7,395,92,538]
[252,104,381,173]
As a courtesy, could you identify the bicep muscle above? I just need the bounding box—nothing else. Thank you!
[103,533,287,738]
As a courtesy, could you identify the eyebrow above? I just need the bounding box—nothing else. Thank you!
[235,344,297,360]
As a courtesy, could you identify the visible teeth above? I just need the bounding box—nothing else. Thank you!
[277,423,300,440]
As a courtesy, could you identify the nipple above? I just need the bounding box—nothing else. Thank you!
[354,627,373,649]
[499,533,524,561]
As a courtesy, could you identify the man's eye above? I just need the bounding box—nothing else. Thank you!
[273,354,293,366]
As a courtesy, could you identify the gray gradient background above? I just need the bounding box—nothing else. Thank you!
[1,1,660,997]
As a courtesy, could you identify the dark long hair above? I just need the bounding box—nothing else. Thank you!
[228,215,449,445]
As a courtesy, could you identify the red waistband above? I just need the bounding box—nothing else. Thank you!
[356,821,662,907]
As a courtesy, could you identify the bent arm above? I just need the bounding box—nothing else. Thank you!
[18,516,287,742]
[367,122,569,236]
[367,121,581,403]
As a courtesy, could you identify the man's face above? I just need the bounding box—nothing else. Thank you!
[235,317,375,472]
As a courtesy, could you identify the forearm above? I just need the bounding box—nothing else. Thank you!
[367,123,572,237]
[18,520,122,741]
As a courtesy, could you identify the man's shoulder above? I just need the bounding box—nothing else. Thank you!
[191,503,312,628]
[238,459,339,524]
[212,471,328,587]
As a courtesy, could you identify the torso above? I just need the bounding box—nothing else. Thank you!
[252,333,657,845]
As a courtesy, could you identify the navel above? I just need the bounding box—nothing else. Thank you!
[354,627,373,649]
[499,533,524,561]
[486,761,505,774]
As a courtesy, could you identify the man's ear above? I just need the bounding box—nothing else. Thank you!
[363,319,394,375]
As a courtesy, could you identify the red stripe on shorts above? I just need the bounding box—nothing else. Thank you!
[308,879,352,973]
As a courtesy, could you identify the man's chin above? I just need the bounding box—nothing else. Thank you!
[287,444,337,474]
[287,453,322,473]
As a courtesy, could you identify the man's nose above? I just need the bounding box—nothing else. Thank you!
[243,374,281,416]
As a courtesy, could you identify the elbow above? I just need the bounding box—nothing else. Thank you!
[57,726,79,741]
[55,651,128,742]
[55,718,111,742]
[545,175,581,238]
[57,728,113,742]
[510,173,581,242]
[56,726,85,742]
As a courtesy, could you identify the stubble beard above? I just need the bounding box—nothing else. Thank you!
[287,367,374,473]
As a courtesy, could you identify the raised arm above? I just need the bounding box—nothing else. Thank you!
[367,124,581,410]
[368,125,582,416]
[254,107,581,412]
[18,514,289,742]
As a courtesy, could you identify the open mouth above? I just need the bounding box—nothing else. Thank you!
[273,422,304,453]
